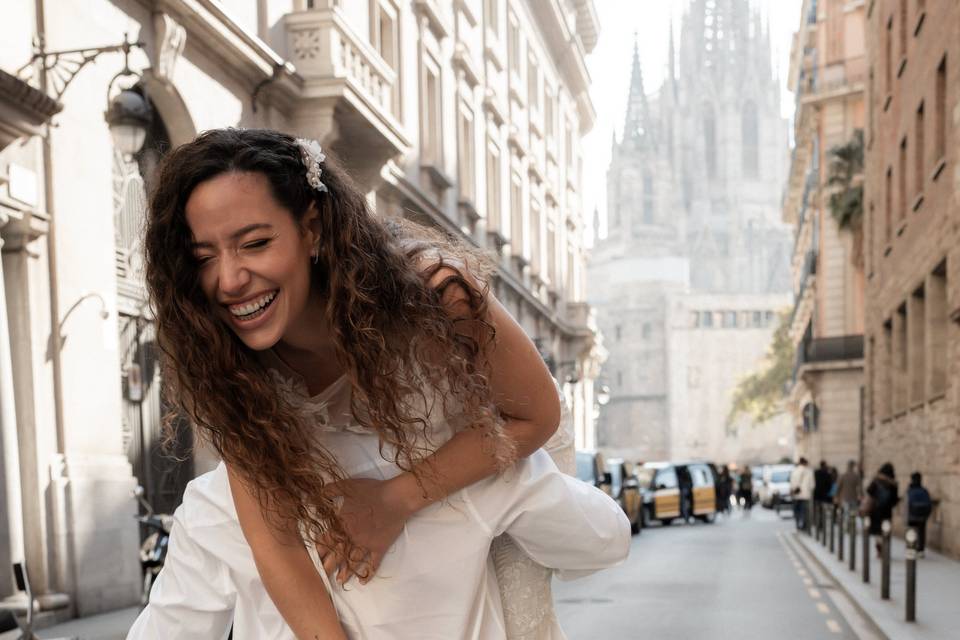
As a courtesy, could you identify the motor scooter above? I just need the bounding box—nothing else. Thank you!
[133,485,174,605]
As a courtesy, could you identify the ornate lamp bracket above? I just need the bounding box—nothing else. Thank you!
[16,33,145,102]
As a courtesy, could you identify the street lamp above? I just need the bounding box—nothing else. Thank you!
[104,88,152,156]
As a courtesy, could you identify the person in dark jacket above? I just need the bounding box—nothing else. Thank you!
[865,462,899,557]
[717,465,733,514]
[813,460,833,529]
[906,472,933,556]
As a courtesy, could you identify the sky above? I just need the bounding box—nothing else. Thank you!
[582,0,804,240]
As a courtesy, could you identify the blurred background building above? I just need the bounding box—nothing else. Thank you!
[0,0,601,617]
[783,0,866,470]
[863,0,960,558]
[589,0,794,464]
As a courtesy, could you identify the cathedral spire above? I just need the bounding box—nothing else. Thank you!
[623,34,654,146]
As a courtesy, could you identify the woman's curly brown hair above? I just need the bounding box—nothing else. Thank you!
[144,127,514,557]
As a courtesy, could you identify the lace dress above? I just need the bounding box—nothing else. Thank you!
[264,351,572,639]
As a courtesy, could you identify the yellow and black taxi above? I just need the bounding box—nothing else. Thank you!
[637,461,718,526]
[575,451,643,534]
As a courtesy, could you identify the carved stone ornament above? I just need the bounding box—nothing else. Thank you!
[292,29,322,61]
[153,12,187,83]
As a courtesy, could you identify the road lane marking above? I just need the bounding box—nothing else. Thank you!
[826,619,843,634]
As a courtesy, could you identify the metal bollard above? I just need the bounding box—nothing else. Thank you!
[862,515,871,583]
[838,506,845,561]
[881,519,892,600]
[848,510,856,571]
[829,506,835,553]
[905,527,918,622]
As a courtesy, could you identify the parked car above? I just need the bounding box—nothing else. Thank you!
[575,451,641,534]
[759,464,795,513]
[638,461,717,526]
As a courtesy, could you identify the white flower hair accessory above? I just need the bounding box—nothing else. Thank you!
[295,138,328,193]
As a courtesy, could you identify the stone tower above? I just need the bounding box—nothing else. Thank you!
[589,0,793,463]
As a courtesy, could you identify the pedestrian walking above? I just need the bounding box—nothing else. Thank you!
[737,465,754,512]
[834,460,862,514]
[862,463,899,557]
[717,465,733,514]
[789,458,814,531]
[906,472,933,556]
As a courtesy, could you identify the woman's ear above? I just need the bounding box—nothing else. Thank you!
[302,201,321,248]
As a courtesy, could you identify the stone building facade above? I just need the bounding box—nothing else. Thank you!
[863,0,960,557]
[783,0,867,470]
[0,0,602,618]
[589,0,794,464]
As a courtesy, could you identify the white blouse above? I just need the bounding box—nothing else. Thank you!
[127,363,628,639]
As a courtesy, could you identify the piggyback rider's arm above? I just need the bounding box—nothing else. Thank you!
[474,449,631,578]
[126,509,236,640]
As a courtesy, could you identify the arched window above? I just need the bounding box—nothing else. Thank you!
[643,172,654,223]
[703,104,717,179]
[742,100,759,178]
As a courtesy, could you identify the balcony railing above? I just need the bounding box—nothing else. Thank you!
[797,335,864,367]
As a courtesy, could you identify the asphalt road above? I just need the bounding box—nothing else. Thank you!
[554,507,878,639]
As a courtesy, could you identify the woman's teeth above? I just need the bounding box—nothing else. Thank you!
[230,291,277,319]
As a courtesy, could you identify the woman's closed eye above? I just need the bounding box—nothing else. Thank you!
[242,237,273,250]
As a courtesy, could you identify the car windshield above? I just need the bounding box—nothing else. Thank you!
[752,468,763,479]
[771,470,791,483]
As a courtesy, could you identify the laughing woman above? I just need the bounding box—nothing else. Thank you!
[142,128,566,638]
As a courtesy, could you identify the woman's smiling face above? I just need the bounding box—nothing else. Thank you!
[185,171,317,351]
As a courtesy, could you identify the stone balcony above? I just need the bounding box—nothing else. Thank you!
[284,7,411,189]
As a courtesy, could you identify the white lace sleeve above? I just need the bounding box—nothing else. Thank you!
[492,379,574,639]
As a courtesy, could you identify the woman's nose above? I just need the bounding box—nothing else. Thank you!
[217,253,251,295]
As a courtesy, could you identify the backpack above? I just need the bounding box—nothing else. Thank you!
[871,480,895,511]
[908,486,933,520]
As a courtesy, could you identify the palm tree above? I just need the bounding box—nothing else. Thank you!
[826,129,864,266]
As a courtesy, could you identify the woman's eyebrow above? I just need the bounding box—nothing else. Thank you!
[190,223,274,249]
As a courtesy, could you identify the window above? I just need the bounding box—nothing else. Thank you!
[486,141,502,235]
[527,57,539,112]
[420,56,442,166]
[528,199,542,275]
[742,101,759,178]
[547,216,558,287]
[643,172,654,224]
[885,166,893,241]
[373,1,400,116]
[507,15,521,75]
[702,311,714,328]
[655,468,678,490]
[929,260,947,396]
[704,104,717,179]
[885,16,893,93]
[752,310,763,327]
[935,55,947,161]
[484,0,499,36]
[510,171,524,258]
[691,312,701,328]
[909,285,926,404]
[899,137,907,221]
[915,102,925,195]
[882,319,893,418]
[894,303,908,413]
[458,105,476,203]
[722,311,737,328]
[544,88,555,141]
[642,322,652,339]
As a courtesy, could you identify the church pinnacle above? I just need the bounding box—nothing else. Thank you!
[623,33,654,146]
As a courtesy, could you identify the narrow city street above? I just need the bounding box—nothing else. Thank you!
[555,508,878,640]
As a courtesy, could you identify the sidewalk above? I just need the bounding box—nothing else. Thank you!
[0,606,139,640]
[794,524,960,640]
